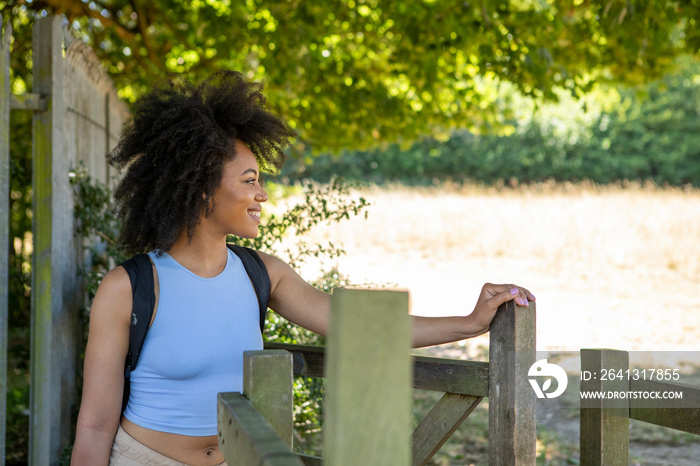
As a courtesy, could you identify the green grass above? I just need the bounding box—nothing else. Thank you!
[411,390,583,465]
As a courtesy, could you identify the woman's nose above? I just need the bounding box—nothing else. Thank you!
[255,187,268,203]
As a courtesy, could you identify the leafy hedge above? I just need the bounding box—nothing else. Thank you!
[280,60,700,187]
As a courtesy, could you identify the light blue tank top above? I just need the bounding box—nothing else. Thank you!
[123,248,263,436]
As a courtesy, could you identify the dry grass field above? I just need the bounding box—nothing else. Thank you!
[278,180,700,354]
[272,181,700,465]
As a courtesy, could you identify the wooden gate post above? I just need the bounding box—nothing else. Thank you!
[0,13,11,461]
[580,349,629,465]
[488,300,537,465]
[31,15,72,465]
[243,349,294,446]
[323,288,412,466]
[218,350,301,465]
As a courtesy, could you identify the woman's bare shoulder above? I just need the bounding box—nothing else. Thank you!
[99,265,132,298]
[90,265,133,326]
[254,249,286,268]
[252,250,297,292]
[254,249,293,274]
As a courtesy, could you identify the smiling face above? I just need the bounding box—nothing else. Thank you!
[207,140,268,239]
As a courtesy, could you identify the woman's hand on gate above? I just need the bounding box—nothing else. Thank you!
[468,283,535,335]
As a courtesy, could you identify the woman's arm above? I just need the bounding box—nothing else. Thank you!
[409,283,534,347]
[258,252,534,348]
[71,267,133,466]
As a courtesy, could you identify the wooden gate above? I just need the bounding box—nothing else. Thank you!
[219,290,538,465]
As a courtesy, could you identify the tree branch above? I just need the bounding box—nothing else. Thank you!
[29,0,138,42]
[479,0,491,30]
[129,0,161,67]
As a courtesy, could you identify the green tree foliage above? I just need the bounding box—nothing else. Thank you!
[283,56,700,186]
[3,2,699,461]
[4,0,700,151]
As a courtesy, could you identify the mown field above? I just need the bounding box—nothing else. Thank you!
[271,180,700,465]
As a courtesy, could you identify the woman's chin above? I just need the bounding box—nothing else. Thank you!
[231,229,261,240]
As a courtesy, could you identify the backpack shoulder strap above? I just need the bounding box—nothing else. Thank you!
[119,253,155,411]
[227,243,271,332]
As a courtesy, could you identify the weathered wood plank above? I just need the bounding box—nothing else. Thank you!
[297,453,323,465]
[580,349,630,466]
[0,12,12,462]
[10,93,47,111]
[323,288,412,466]
[630,407,700,436]
[629,379,700,435]
[263,342,489,396]
[31,15,69,465]
[488,300,537,465]
[412,355,489,396]
[265,342,326,377]
[17,14,126,464]
[104,92,111,182]
[243,350,294,447]
[63,30,128,187]
[411,393,483,466]
[217,392,304,466]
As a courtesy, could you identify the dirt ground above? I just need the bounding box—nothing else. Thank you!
[275,182,700,465]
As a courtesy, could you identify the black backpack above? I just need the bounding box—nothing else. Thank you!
[118,243,271,412]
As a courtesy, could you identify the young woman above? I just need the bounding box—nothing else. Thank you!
[70,71,535,466]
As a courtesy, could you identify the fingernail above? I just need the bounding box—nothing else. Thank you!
[511,288,518,295]
[530,294,536,300]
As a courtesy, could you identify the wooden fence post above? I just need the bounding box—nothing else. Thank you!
[323,288,412,466]
[0,13,11,461]
[243,350,294,446]
[218,350,301,465]
[580,349,629,466]
[31,15,73,465]
[488,300,537,465]
[218,393,304,466]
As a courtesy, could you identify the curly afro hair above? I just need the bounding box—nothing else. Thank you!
[108,70,294,254]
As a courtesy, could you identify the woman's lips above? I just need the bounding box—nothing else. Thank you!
[248,210,261,221]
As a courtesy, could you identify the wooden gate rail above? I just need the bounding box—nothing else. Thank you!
[580,349,700,465]
[262,342,491,466]
[218,350,303,466]
[264,342,490,396]
[411,393,484,465]
[256,297,536,466]
[629,379,700,432]
[218,393,303,466]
